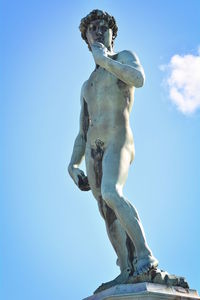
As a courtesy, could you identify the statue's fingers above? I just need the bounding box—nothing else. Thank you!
[81,185,91,191]
[82,176,91,190]
[77,175,84,186]
[77,175,90,191]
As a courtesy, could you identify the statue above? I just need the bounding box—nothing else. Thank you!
[68,9,188,293]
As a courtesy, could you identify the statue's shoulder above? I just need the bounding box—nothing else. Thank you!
[116,50,140,64]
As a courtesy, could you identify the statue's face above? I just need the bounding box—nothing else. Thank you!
[86,19,113,49]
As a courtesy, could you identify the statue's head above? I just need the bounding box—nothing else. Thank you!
[79,9,118,51]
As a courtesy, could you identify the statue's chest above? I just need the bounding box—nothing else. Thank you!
[84,67,117,101]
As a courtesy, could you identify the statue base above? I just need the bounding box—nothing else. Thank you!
[83,282,200,300]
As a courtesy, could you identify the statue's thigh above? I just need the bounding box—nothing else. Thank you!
[85,153,100,193]
[85,147,108,219]
[85,146,101,197]
[101,144,132,191]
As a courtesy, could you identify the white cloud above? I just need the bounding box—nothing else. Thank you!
[161,48,200,114]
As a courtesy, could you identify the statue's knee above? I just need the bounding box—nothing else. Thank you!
[101,188,119,209]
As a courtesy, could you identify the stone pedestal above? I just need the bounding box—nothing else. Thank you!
[83,282,200,300]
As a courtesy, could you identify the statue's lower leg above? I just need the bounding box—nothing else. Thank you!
[102,190,158,276]
[99,197,135,273]
[94,197,136,293]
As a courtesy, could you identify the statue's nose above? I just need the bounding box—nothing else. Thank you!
[97,28,102,36]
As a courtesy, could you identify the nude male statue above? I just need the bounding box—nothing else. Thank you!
[68,9,158,284]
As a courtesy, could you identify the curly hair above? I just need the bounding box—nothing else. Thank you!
[79,9,118,50]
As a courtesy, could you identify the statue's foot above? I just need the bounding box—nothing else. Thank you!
[134,255,158,276]
[94,267,132,294]
[128,268,189,289]
[94,266,189,294]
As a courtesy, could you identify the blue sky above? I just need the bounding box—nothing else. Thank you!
[1,1,200,299]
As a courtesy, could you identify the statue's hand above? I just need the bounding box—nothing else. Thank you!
[68,166,91,191]
[91,42,109,67]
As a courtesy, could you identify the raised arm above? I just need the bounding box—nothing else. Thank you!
[68,83,90,191]
[91,43,145,88]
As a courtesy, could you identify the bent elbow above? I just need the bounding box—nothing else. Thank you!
[135,72,145,88]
